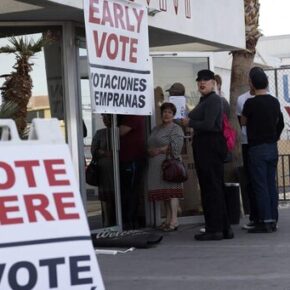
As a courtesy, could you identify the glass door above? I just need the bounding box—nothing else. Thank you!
[151,52,214,225]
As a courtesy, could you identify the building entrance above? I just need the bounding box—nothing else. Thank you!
[150,52,213,225]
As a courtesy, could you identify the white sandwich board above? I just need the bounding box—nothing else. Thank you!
[0,119,105,290]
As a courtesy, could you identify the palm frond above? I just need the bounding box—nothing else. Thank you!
[0,45,17,54]
[0,101,18,119]
[0,35,51,58]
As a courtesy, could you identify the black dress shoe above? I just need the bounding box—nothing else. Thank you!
[272,222,278,232]
[248,222,273,233]
[223,228,234,239]
[194,232,223,241]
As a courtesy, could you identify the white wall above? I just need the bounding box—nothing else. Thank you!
[147,0,245,50]
[48,0,245,50]
[257,35,290,65]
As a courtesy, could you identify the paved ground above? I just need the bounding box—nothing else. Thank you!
[97,206,290,290]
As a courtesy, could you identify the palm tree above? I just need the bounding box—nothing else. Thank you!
[228,0,262,180]
[0,36,48,136]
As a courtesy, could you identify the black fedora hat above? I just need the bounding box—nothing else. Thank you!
[196,69,215,81]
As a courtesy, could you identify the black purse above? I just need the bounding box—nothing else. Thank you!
[85,152,99,186]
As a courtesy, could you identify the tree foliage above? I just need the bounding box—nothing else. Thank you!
[0,35,49,136]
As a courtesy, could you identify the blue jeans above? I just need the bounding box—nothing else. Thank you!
[248,143,278,222]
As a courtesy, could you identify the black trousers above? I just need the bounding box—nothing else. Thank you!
[193,132,230,233]
[120,159,144,230]
[242,144,259,223]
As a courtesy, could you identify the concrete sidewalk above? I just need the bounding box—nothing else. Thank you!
[97,206,290,290]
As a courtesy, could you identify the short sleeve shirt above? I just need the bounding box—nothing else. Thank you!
[242,94,281,146]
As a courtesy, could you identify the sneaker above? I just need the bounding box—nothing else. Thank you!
[272,222,278,232]
[242,221,256,230]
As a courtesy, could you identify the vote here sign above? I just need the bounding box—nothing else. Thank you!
[0,143,104,290]
[84,0,153,115]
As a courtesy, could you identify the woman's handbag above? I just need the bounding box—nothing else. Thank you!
[162,154,188,183]
[85,154,99,186]
[220,99,237,152]
[222,113,237,151]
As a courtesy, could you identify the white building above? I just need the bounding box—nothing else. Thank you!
[0,0,246,231]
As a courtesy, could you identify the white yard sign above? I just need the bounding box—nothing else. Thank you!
[0,121,104,290]
[84,0,153,115]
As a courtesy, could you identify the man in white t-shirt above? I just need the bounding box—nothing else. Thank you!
[236,89,259,229]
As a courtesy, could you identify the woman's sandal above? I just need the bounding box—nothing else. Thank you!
[157,222,169,230]
[162,224,179,232]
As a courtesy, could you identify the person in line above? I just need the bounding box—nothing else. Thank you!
[166,82,188,121]
[91,114,115,227]
[214,74,223,97]
[181,69,233,241]
[119,114,146,230]
[198,74,231,234]
[236,87,259,230]
[147,102,184,231]
[154,86,165,126]
[241,67,284,233]
[167,82,185,99]
[214,74,230,118]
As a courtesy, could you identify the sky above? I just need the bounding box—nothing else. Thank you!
[259,0,290,36]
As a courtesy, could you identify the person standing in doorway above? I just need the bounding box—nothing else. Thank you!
[167,82,185,100]
[214,74,230,118]
[167,82,187,121]
[119,115,146,230]
[181,69,233,241]
[241,67,284,233]
[236,87,258,230]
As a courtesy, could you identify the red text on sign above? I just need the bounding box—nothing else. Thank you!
[0,159,70,190]
[93,31,138,63]
[0,192,80,225]
[89,0,144,33]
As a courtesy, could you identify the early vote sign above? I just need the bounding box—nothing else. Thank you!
[0,143,104,289]
[84,0,153,115]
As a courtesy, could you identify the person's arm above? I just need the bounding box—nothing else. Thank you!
[169,125,184,158]
[91,131,99,157]
[189,97,220,131]
[236,98,243,128]
[148,146,168,157]
[147,127,168,157]
[276,110,285,140]
[119,125,132,136]
[240,115,247,126]
[241,99,250,126]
